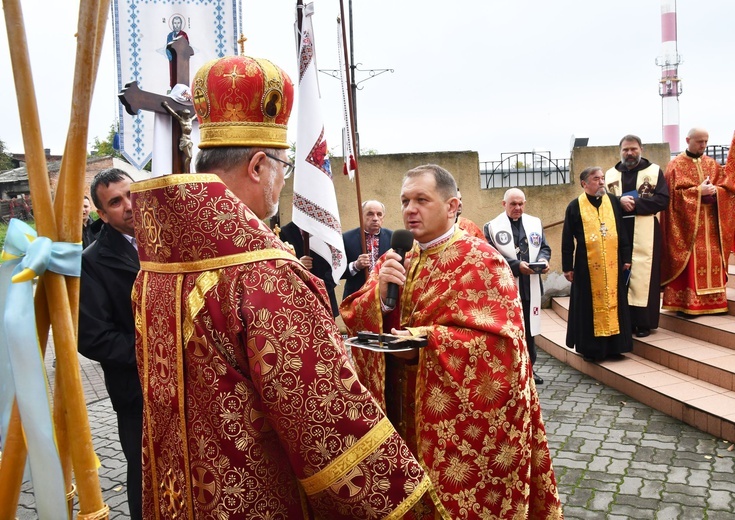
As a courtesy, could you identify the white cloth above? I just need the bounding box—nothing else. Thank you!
[487,213,544,336]
[292,3,347,283]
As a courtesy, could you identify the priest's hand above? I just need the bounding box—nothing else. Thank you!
[299,256,313,270]
[541,259,550,274]
[564,270,574,282]
[701,176,716,196]
[388,328,419,361]
[620,195,636,212]
[379,250,407,303]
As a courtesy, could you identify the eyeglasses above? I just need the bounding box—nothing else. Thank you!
[264,152,295,179]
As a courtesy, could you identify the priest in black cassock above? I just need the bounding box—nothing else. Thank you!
[562,166,633,361]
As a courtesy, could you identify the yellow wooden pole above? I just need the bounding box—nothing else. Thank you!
[0,0,107,517]
[52,0,110,513]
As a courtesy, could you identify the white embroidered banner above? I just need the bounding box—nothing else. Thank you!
[112,0,241,170]
[293,3,346,283]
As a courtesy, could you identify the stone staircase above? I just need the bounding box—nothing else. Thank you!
[536,258,735,443]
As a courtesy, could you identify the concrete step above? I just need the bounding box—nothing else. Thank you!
[553,292,735,350]
[539,301,735,443]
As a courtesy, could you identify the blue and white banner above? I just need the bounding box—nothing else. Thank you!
[112,0,242,170]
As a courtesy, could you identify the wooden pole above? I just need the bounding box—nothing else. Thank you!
[0,0,107,517]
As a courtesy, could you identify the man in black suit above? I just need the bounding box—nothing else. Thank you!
[279,221,340,317]
[341,200,393,300]
[78,168,142,520]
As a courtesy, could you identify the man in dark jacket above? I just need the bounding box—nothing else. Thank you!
[81,195,98,248]
[279,221,340,317]
[341,200,392,300]
[78,168,142,520]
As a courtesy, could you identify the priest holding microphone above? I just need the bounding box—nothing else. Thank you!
[341,164,562,519]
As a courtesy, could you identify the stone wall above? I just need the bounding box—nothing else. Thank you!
[278,143,671,298]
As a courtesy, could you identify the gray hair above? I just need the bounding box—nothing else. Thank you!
[579,166,603,184]
[195,146,271,173]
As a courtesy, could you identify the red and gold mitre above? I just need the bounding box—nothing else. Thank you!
[192,54,293,149]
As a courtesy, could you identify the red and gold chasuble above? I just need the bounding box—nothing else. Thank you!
[341,229,563,520]
[661,135,735,314]
[130,174,430,519]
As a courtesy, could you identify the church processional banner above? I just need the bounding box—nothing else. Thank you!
[112,0,242,170]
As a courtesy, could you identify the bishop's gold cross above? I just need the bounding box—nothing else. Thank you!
[238,34,247,55]
[226,65,247,88]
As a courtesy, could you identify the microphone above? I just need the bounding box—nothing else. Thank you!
[384,229,415,308]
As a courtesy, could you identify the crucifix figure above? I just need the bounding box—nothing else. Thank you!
[161,102,194,173]
[118,36,194,174]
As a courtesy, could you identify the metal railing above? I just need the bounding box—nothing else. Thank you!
[480,151,570,189]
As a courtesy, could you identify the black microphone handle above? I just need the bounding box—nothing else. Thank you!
[383,247,406,307]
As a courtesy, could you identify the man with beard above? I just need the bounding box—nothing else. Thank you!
[563,166,633,361]
[605,135,669,337]
[129,53,429,519]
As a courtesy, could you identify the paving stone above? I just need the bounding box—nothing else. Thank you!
[587,490,615,512]
[660,488,710,508]
[616,475,642,495]
[15,344,733,519]
[706,488,735,512]
[676,505,708,519]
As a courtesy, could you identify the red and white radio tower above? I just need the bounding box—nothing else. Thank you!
[656,0,683,153]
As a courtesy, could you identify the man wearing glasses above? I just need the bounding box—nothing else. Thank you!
[129,53,428,519]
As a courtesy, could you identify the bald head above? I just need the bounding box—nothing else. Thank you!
[362,200,386,235]
[502,188,526,220]
[686,127,709,156]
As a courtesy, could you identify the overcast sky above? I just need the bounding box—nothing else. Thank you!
[1,0,733,165]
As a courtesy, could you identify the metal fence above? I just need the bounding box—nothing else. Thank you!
[704,145,729,165]
[480,151,570,189]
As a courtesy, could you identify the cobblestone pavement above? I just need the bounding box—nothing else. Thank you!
[12,348,735,518]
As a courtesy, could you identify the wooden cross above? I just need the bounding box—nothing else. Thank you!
[118,36,194,174]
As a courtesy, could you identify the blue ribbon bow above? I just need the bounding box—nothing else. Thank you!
[0,218,82,518]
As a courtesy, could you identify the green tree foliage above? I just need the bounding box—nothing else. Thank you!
[90,123,123,159]
[0,138,15,171]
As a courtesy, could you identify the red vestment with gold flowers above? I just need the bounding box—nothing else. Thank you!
[130,174,430,519]
[661,135,735,315]
[341,229,563,519]
[457,216,485,240]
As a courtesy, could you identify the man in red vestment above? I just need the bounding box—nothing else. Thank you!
[341,164,562,519]
[455,189,485,239]
[661,128,735,316]
[130,53,429,519]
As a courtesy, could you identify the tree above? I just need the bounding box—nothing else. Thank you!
[0,138,15,171]
[89,123,123,159]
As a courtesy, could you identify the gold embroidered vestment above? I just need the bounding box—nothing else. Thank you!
[130,174,430,519]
